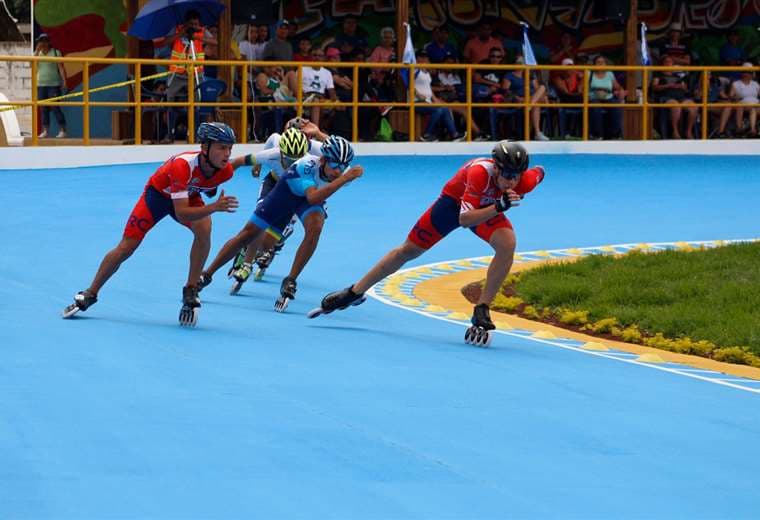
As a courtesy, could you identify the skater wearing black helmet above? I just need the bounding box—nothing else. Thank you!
[310,141,545,347]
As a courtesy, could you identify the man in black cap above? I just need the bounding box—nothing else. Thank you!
[262,20,294,62]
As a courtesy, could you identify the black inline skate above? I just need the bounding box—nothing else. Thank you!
[464,303,495,347]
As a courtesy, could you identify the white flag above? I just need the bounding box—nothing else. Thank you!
[520,22,537,66]
[640,22,651,65]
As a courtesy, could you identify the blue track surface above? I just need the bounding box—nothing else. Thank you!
[1,154,759,518]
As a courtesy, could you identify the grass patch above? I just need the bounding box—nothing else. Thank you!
[493,242,760,366]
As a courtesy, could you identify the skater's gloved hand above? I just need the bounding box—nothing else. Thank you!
[495,190,521,212]
[213,190,239,213]
[251,162,262,178]
[342,165,363,182]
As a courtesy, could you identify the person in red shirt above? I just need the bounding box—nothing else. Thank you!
[62,122,247,326]
[310,141,545,345]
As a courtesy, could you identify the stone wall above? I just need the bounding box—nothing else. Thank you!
[0,42,31,134]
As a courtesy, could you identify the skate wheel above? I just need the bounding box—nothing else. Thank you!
[477,330,492,348]
[62,303,80,319]
[464,326,475,344]
[179,306,198,327]
[307,307,324,319]
[230,281,243,295]
[274,296,290,313]
[254,268,265,281]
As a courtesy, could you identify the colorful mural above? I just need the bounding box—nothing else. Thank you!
[33,0,127,89]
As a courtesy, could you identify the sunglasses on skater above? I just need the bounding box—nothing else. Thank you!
[499,168,523,180]
[282,154,300,167]
[326,159,349,171]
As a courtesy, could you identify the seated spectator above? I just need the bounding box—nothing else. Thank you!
[658,22,691,67]
[302,48,337,129]
[552,58,584,138]
[463,20,504,64]
[433,52,484,139]
[720,63,759,138]
[424,25,458,63]
[262,20,293,62]
[335,16,369,58]
[588,54,625,139]
[368,27,396,63]
[414,51,465,141]
[255,65,297,137]
[359,67,395,140]
[326,47,355,138]
[651,55,697,139]
[203,25,219,79]
[501,54,550,141]
[719,29,747,82]
[293,37,313,62]
[239,25,261,61]
[473,47,506,102]
[695,71,732,138]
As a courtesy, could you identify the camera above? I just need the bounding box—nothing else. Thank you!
[183,25,196,40]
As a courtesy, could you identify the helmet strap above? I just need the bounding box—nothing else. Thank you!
[200,141,221,176]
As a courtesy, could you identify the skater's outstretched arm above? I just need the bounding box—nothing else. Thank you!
[174,190,239,222]
[304,166,363,206]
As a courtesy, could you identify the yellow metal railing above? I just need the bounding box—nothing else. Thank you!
[1,55,759,145]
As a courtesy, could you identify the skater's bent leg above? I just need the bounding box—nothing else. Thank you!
[353,240,426,294]
[480,227,516,305]
[87,236,141,295]
[187,217,212,287]
[205,222,263,276]
[287,211,324,280]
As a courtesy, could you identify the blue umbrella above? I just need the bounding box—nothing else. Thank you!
[128,0,225,40]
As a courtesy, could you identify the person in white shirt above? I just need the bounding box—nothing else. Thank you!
[415,50,465,142]
[728,62,759,137]
[239,25,261,61]
[301,47,337,129]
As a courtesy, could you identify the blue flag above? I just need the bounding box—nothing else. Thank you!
[640,22,651,65]
[520,22,537,66]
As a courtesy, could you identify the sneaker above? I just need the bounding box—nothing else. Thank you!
[38,129,48,138]
[473,133,489,142]
[452,132,467,142]
[56,129,67,138]
[420,134,439,142]
[534,131,550,141]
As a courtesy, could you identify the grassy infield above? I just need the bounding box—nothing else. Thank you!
[490,242,760,368]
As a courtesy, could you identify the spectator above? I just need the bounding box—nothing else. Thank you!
[302,48,337,128]
[719,29,747,82]
[424,25,458,63]
[500,54,550,141]
[658,22,691,66]
[256,65,297,136]
[463,20,504,64]
[262,20,293,62]
[433,52,485,139]
[552,58,584,138]
[335,16,369,58]
[359,67,395,140]
[588,54,625,139]
[326,47,355,138]
[651,55,697,139]
[550,32,578,64]
[473,46,506,101]
[239,25,261,61]
[166,10,217,103]
[720,63,759,138]
[695,71,732,138]
[34,33,67,138]
[254,24,270,56]
[368,27,396,63]
[415,51,465,142]
[293,37,313,62]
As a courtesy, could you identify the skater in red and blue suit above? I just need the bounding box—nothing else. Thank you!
[62,122,247,326]
[311,141,545,345]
